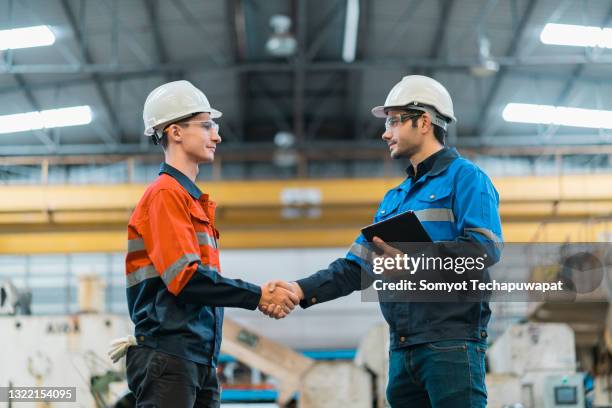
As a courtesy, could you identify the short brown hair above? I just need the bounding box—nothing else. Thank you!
[156,113,200,149]
[400,108,446,145]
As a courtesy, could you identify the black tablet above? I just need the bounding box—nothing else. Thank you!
[361,211,432,244]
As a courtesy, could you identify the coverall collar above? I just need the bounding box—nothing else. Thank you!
[159,162,203,199]
[405,147,459,179]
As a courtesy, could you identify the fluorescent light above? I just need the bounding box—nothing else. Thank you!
[342,0,359,62]
[540,23,612,48]
[502,103,612,130]
[0,25,55,51]
[0,106,92,134]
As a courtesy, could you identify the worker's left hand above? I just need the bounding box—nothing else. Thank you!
[259,281,303,319]
[372,236,403,258]
[371,236,409,278]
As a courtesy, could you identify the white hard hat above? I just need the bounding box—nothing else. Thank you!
[143,80,222,137]
[371,75,456,129]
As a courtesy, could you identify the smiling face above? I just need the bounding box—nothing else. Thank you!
[165,112,221,163]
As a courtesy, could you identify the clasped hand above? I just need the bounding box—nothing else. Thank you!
[258,281,304,319]
[256,238,394,319]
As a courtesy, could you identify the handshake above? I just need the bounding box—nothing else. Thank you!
[258,281,304,319]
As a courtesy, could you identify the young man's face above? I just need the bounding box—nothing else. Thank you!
[381,109,426,159]
[170,112,222,163]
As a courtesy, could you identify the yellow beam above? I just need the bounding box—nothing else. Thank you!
[0,178,397,213]
[2,175,612,253]
[1,221,610,254]
[1,175,612,227]
[0,230,126,254]
[0,228,360,254]
[3,174,612,214]
[499,174,612,202]
[1,201,612,227]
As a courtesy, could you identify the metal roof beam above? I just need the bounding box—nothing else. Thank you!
[424,0,455,77]
[59,0,123,143]
[555,5,612,106]
[170,0,228,66]
[476,0,576,139]
[538,5,612,140]
[476,0,538,137]
[6,51,612,75]
[143,0,169,65]
[3,135,612,158]
[305,0,346,60]
[352,0,369,140]
[292,0,307,146]
[2,61,611,96]
[305,72,345,140]
[226,0,247,141]
[250,76,292,132]
[11,74,56,151]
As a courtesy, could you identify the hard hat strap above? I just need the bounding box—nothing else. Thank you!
[403,104,449,131]
[151,112,202,144]
[151,131,162,145]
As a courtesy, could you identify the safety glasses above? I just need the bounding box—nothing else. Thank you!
[384,113,422,130]
[182,120,219,133]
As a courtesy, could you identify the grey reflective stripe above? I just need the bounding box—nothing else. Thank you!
[199,264,220,275]
[414,208,455,222]
[160,253,200,286]
[348,242,374,263]
[126,265,158,288]
[465,228,503,243]
[127,238,145,253]
[197,232,217,249]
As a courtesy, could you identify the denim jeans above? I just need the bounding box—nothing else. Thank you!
[386,339,487,408]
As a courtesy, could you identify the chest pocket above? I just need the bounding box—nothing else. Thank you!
[188,203,219,250]
[414,185,456,240]
[374,190,403,222]
[415,185,453,213]
[188,202,210,226]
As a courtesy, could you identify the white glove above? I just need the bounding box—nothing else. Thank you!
[108,335,137,363]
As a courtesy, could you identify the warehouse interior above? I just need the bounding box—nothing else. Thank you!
[2,0,612,407]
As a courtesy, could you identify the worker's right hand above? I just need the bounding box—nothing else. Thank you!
[258,280,300,319]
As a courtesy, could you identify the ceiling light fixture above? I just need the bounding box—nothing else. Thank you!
[0,25,55,50]
[503,103,612,130]
[540,23,612,48]
[0,106,92,134]
[342,0,360,63]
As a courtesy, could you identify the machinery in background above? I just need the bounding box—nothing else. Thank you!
[0,313,133,408]
[1,272,390,407]
[486,323,590,408]
[220,319,389,407]
[543,374,586,408]
[0,311,390,408]
[526,244,612,407]
[0,279,32,315]
[0,275,130,408]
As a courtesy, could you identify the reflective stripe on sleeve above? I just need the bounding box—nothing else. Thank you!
[126,265,158,288]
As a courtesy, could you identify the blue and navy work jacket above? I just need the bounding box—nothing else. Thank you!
[296,148,503,349]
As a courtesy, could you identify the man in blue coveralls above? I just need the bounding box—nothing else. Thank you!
[260,75,503,407]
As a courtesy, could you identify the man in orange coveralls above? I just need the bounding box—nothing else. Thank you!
[119,80,299,407]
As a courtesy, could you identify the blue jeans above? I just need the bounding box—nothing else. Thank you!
[387,340,487,408]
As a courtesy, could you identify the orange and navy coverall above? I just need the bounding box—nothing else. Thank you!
[125,163,262,366]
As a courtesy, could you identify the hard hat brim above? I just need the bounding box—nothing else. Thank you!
[372,104,457,123]
[371,105,414,118]
[371,105,387,118]
[208,108,223,119]
[143,107,224,136]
